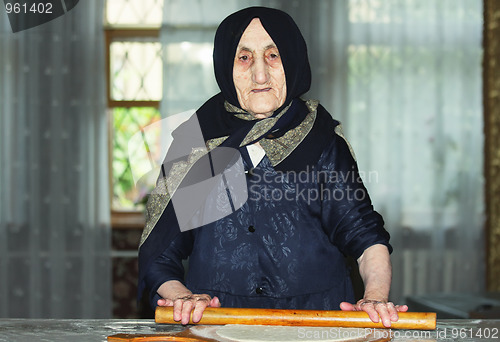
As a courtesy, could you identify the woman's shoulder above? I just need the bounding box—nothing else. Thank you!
[307,104,357,170]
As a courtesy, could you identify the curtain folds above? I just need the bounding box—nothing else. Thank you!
[484,0,500,293]
[0,1,111,318]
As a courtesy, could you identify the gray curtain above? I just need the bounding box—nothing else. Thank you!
[0,1,111,318]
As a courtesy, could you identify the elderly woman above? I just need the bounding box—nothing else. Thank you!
[138,6,407,328]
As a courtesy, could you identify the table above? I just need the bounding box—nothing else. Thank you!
[406,293,500,319]
[0,319,499,341]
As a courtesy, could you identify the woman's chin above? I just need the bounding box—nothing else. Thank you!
[246,101,282,118]
[250,112,273,119]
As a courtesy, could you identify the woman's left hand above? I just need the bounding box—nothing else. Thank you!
[340,299,408,328]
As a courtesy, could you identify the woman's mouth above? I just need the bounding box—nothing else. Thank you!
[252,88,271,93]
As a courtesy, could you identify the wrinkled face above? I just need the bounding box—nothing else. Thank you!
[233,18,287,119]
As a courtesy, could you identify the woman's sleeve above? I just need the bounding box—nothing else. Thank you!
[320,133,392,259]
[143,231,194,308]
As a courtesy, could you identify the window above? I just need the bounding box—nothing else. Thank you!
[105,0,163,226]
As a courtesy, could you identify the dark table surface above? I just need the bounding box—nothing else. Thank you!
[0,318,499,342]
[406,293,500,319]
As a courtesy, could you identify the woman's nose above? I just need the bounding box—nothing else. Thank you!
[251,57,270,85]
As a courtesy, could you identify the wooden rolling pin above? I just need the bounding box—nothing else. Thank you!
[156,307,436,330]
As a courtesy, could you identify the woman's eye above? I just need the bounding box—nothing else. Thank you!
[239,55,249,61]
[268,52,280,60]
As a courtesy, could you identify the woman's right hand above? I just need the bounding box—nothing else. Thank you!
[157,280,221,325]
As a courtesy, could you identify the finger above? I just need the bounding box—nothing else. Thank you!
[158,298,173,307]
[172,299,184,322]
[396,304,408,312]
[339,302,356,311]
[181,300,195,325]
[360,304,380,323]
[210,296,221,307]
[374,304,392,328]
[386,302,399,322]
[191,299,209,323]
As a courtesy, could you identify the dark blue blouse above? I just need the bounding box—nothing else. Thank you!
[144,133,391,310]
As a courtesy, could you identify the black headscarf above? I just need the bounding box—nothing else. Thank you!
[213,6,311,109]
[196,7,322,153]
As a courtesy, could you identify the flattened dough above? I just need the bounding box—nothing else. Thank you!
[215,325,370,342]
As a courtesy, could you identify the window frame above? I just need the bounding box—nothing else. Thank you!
[104,26,161,228]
